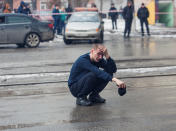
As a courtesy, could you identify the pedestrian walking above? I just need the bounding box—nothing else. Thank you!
[137,3,150,36]
[109,3,118,30]
[68,44,126,106]
[3,3,11,13]
[52,4,61,35]
[65,4,73,20]
[123,1,134,38]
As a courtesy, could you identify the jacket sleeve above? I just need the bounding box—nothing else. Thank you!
[122,7,126,19]
[137,8,140,19]
[78,58,113,82]
[109,9,112,17]
[146,8,149,18]
[17,7,22,13]
[99,57,117,74]
[52,9,56,19]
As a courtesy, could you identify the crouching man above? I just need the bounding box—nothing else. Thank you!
[68,44,126,106]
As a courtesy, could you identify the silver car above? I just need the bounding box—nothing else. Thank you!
[0,13,54,48]
[64,11,104,44]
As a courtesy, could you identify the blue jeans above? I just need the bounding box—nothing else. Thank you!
[60,21,65,35]
[53,19,61,35]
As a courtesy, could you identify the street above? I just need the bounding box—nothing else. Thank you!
[0,35,176,131]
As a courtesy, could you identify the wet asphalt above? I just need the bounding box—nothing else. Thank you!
[0,35,176,131]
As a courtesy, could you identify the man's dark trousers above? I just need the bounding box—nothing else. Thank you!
[112,19,117,30]
[140,18,150,35]
[53,19,58,34]
[124,18,133,37]
[69,72,110,98]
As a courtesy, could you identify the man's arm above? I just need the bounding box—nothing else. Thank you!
[146,8,149,18]
[103,47,126,88]
[112,77,126,88]
[79,58,112,82]
[78,57,126,89]
[137,8,140,19]
[122,7,126,19]
[99,47,117,74]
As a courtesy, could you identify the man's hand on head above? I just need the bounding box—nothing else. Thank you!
[102,47,110,59]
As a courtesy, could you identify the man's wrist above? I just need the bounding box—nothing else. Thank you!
[105,54,110,59]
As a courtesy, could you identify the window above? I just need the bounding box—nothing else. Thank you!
[40,2,47,10]
[0,16,5,24]
[7,16,31,24]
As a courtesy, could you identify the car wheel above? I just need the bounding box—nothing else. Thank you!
[25,33,40,48]
[63,36,72,45]
[16,43,25,48]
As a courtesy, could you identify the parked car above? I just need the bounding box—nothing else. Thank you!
[32,9,54,24]
[63,10,104,44]
[0,13,54,48]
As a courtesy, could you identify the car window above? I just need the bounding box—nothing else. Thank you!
[69,13,99,22]
[0,16,5,24]
[7,16,31,24]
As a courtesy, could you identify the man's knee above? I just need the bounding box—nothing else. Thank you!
[86,72,97,81]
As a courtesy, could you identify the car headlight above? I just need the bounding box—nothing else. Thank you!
[88,28,99,32]
[96,28,99,32]
[65,29,75,32]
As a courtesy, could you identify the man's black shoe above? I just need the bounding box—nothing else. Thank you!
[89,94,106,103]
[76,97,92,106]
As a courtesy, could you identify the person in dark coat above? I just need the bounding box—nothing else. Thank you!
[52,4,61,35]
[68,44,126,106]
[109,3,118,30]
[65,4,73,20]
[137,3,150,36]
[25,3,31,15]
[17,1,27,14]
[123,1,134,38]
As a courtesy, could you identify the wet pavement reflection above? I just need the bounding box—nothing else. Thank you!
[1,35,176,130]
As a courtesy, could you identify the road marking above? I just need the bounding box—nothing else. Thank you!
[1,66,176,81]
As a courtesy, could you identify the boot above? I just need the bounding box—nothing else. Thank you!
[76,97,92,106]
[89,94,106,103]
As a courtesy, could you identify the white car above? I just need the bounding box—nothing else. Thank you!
[64,11,104,44]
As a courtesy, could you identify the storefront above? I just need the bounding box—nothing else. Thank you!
[156,0,175,27]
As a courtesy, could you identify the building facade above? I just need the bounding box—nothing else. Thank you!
[1,0,176,27]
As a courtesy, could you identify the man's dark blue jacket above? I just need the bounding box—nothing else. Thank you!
[137,7,149,20]
[68,53,117,87]
[52,8,60,20]
[109,7,118,20]
[123,5,134,20]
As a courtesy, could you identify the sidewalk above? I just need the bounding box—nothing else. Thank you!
[103,18,176,37]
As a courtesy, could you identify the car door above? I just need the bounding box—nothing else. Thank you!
[6,15,32,43]
[0,16,7,43]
